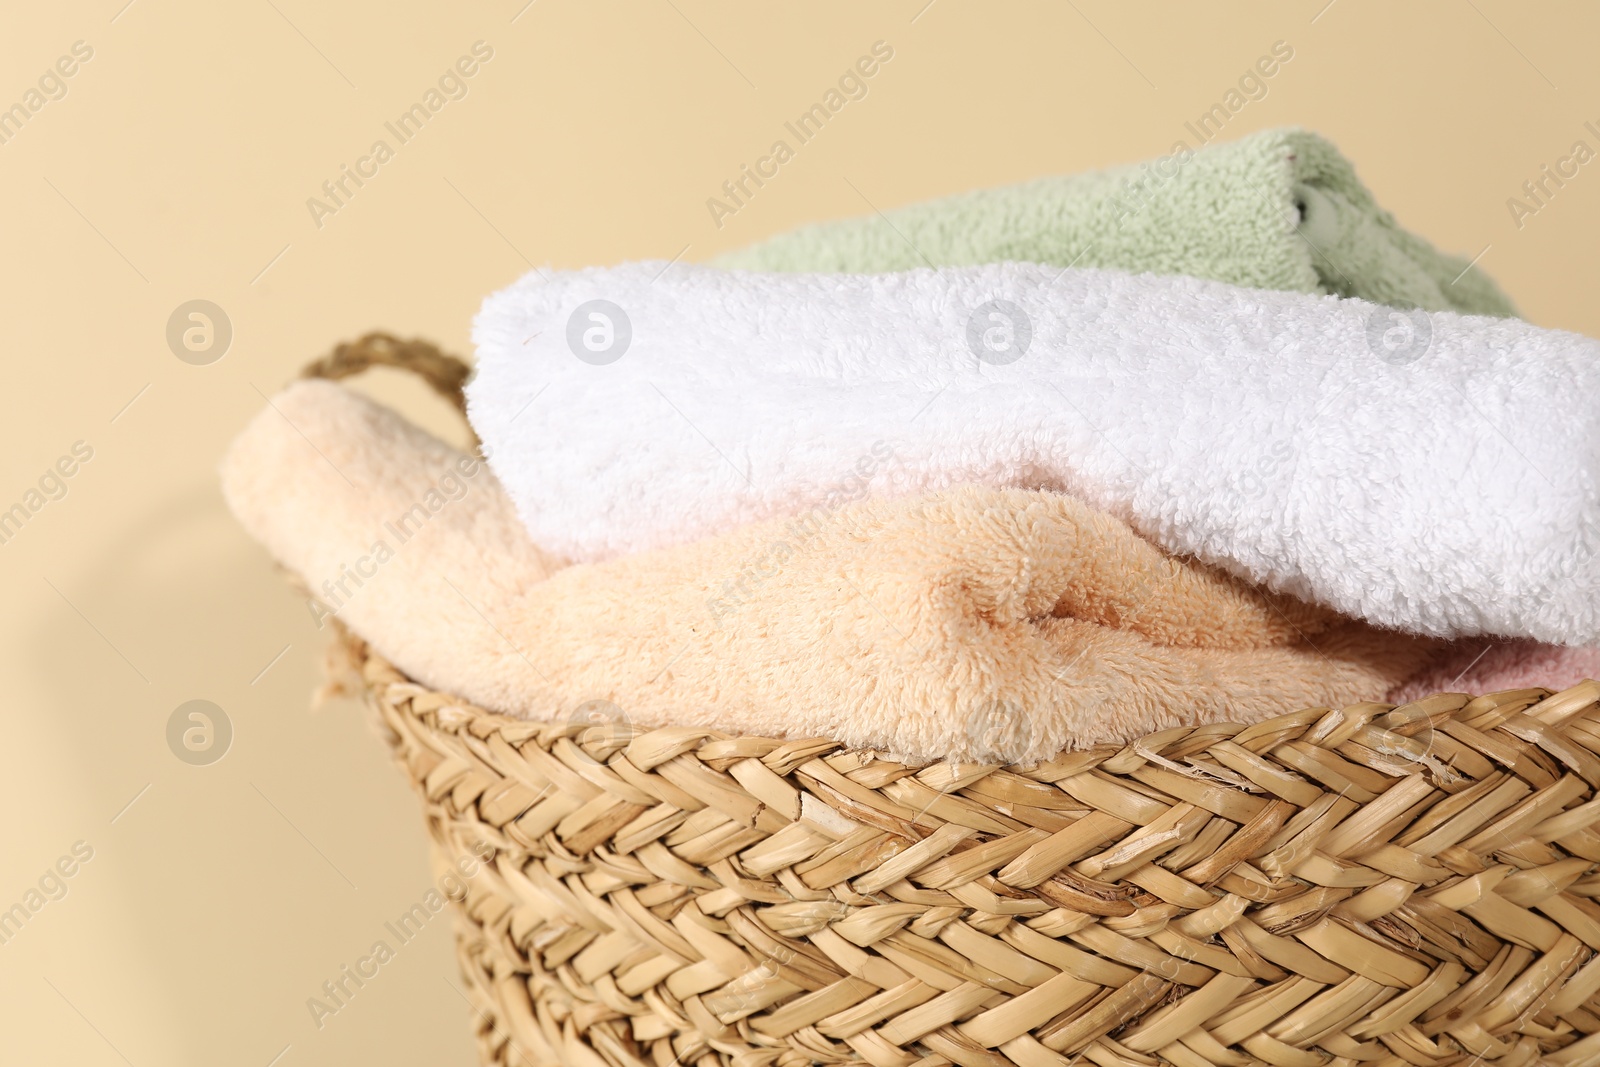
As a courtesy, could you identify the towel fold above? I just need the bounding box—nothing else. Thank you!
[469,261,1600,645]
[224,380,1432,763]
[717,127,1517,317]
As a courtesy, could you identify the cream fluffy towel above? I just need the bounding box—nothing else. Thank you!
[468,261,1600,645]
[224,380,1432,763]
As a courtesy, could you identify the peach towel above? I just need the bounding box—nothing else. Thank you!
[223,380,1434,763]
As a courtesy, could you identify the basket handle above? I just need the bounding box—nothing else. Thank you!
[300,331,477,446]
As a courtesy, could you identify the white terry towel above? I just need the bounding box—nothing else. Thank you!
[468,261,1600,645]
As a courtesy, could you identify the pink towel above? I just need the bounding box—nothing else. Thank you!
[1387,641,1600,704]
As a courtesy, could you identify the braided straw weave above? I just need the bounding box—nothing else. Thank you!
[309,339,1600,1067]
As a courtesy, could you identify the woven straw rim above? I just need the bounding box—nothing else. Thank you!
[340,620,1600,1067]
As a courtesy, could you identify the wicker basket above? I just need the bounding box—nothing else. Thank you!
[306,339,1600,1067]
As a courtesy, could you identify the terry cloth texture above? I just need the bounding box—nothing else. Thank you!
[222,380,1432,764]
[469,261,1600,645]
[1388,641,1600,705]
[717,128,1516,317]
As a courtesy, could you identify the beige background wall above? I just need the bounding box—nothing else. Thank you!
[1,1,1596,1063]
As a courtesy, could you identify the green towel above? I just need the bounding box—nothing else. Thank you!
[716,127,1516,317]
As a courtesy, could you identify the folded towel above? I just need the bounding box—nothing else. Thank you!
[224,379,1432,763]
[469,261,1600,645]
[717,127,1516,318]
[1387,641,1600,705]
